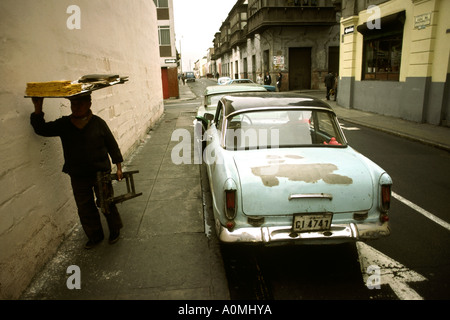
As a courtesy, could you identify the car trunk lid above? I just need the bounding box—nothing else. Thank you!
[233,148,373,216]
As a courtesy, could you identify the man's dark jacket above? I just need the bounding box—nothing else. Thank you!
[30,113,123,177]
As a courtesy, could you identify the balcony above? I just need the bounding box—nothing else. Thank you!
[230,25,248,48]
[218,37,231,55]
[247,6,337,35]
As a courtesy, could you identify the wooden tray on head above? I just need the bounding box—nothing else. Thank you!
[24,74,128,98]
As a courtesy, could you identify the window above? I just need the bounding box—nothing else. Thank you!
[158,26,171,45]
[153,0,168,8]
[363,35,402,81]
[215,103,224,130]
[224,110,346,150]
[358,11,405,82]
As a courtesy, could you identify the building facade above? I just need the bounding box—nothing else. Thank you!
[339,0,450,126]
[212,0,341,91]
[154,0,179,99]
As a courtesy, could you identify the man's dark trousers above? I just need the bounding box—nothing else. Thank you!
[70,174,123,242]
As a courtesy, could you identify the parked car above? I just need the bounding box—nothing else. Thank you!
[185,71,195,82]
[217,77,232,85]
[202,92,392,245]
[196,84,267,119]
[195,84,268,154]
[226,79,253,84]
[225,78,276,92]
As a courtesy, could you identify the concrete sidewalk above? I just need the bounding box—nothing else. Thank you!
[21,83,229,300]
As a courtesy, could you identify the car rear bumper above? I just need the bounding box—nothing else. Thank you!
[218,221,390,245]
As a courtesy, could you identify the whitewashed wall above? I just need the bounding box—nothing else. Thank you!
[0,0,164,299]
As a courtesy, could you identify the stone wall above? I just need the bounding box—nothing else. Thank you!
[0,0,163,299]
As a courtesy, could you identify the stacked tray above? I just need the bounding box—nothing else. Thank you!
[24,74,128,98]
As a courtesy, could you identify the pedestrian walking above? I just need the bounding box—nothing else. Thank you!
[276,72,283,92]
[324,71,335,100]
[181,73,186,85]
[264,72,272,85]
[333,73,338,102]
[256,73,263,85]
[30,93,124,249]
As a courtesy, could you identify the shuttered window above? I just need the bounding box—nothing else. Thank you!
[158,26,171,45]
[153,0,168,8]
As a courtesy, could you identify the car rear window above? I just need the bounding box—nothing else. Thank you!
[224,109,346,150]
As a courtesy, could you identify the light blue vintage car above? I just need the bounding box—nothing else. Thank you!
[202,92,392,245]
[197,84,267,119]
[222,78,277,92]
[195,84,268,152]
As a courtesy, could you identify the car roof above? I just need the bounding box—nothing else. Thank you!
[204,84,267,96]
[229,79,253,82]
[220,92,334,117]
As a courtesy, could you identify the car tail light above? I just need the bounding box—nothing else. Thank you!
[381,184,391,213]
[226,221,235,231]
[225,190,237,220]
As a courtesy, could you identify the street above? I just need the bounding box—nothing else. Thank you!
[342,119,450,300]
[185,78,450,300]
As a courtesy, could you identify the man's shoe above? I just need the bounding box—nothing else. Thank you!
[84,238,103,250]
[109,230,120,244]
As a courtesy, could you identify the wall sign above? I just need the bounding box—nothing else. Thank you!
[414,13,431,29]
[344,26,354,34]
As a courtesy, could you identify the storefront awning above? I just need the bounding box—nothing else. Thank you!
[357,11,405,37]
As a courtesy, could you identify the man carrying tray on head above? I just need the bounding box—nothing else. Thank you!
[30,93,124,249]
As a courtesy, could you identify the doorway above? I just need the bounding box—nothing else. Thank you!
[289,47,311,90]
[328,46,340,75]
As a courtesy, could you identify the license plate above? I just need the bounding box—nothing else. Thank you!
[293,213,333,232]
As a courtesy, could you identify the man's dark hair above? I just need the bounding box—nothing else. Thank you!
[68,93,91,102]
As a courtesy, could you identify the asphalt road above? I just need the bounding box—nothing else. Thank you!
[187,79,450,300]
[342,120,450,300]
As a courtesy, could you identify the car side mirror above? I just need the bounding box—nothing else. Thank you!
[195,114,214,130]
[204,113,214,121]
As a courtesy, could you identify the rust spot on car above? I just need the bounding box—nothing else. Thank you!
[251,163,353,187]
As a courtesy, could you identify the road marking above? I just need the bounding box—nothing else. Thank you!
[341,125,361,131]
[392,192,450,232]
[356,242,426,300]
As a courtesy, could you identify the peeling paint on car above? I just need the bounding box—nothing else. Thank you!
[251,163,354,187]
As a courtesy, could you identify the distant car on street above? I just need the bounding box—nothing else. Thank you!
[217,77,232,85]
[226,79,253,84]
[202,92,392,246]
[223,78,276,92]
[196,84,267,124]
[195,84,267,152]
[185,71,195,82]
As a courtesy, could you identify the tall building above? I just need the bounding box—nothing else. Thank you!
[339,0,449,126]
[212,0,341,91]
[154,0,179,99]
